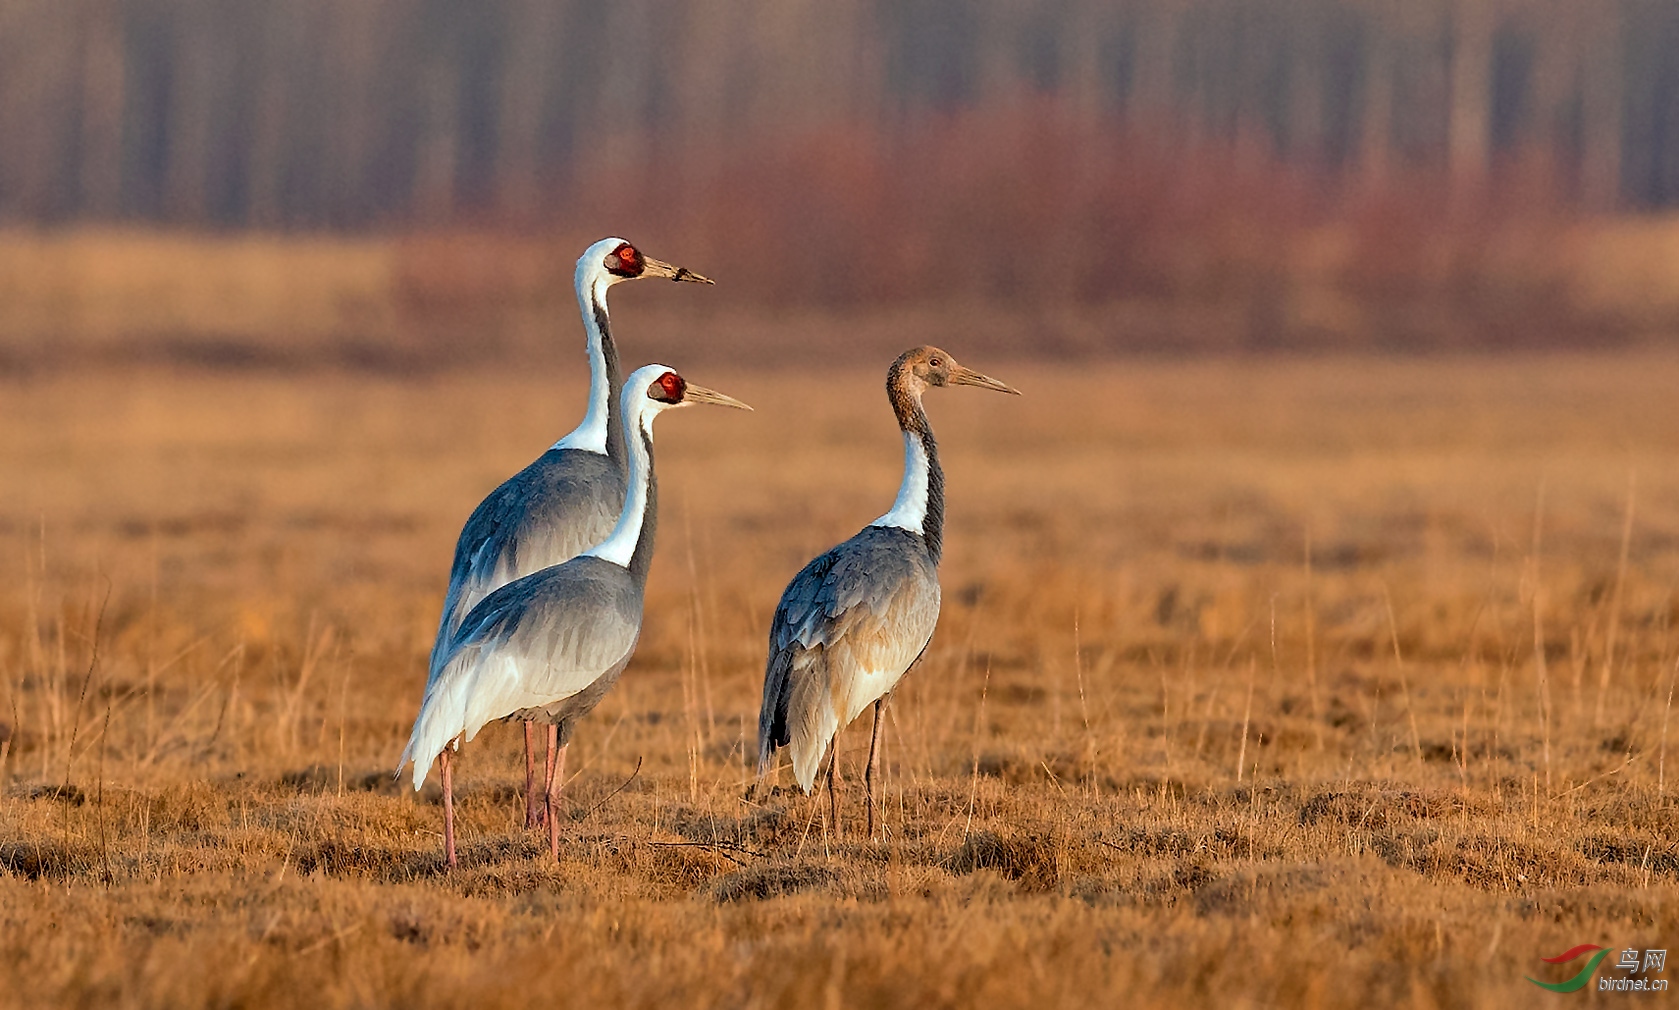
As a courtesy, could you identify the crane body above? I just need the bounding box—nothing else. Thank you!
[427,238,710,829]
[758,346,1017,835]
[405,364,750,867]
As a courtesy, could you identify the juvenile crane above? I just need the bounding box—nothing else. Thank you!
[757,346,1018,835]
[429,238,711,831]
[402,364,751,868]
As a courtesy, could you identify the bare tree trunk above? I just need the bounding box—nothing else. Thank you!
[0,3,78,219]
[1061,1,1106,124]
[326,3,380,224]
[1130,0,1183,140]
[416,45,460,223]
[78,0,124,218]
[496,0,557,220]
[1577,6,1622,210]
[587,1,657,177]
[1287,19,1325,163]
[245,10,288,227]
[165,2,216,223]
[1358,3,1395,186]
[1448,0,1493,205]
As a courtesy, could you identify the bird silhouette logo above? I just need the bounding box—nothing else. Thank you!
[1524,944,1609,993]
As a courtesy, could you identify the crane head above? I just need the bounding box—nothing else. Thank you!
[626,364,753,425]
[893,345,1021,397]
[581,237,714,288]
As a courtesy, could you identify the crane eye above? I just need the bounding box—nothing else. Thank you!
[651,370,686,402]
[607,243,643,277]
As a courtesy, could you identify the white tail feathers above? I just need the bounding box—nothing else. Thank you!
[787,671,840,794]
[398,651,482,791]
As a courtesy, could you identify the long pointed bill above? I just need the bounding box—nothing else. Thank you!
[682,383,753,410]
[949,366,1021,395]
[642,256,714,285]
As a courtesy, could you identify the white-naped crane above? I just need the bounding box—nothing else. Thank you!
[756,346,1018,836]
[402,364,751,868]
[428,238,711,832]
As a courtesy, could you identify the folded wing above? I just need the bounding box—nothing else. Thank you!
[404,557,640,789]
[429,448,624,684]
[759,526,940,791]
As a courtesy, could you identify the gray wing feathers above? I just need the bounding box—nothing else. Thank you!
[757,527,940,790]
[428,449,623,684]
[404,558,641,789]
[758,641,797,774]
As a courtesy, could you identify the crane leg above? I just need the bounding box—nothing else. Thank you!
[541,724,557,829]
[864,699,885,839]
[545,727,566,862]
[825,746,841,837]
[524,721,545,830]
[440,747,458,871]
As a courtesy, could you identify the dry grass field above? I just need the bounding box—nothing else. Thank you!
[4,353,1679,1008]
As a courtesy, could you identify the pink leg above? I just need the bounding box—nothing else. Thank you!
[545,731,567,862]
[544,725,557,815]
[524,721,544,830]
[865,699,885,839]
[440,748,458,870]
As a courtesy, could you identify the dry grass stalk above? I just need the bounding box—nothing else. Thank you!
[1303,531,1323,751]
[1236,658,1255,784]
[1595,470,1636,728]
[1381,584,1423,767]
[1662,658,1678,798]
[1528,481,1554,795]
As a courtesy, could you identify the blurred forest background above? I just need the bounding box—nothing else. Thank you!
[3,0,1679,364]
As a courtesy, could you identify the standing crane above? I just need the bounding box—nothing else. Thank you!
[402,364,752,868]
[756,346,1018,836]
[428,238,711,832]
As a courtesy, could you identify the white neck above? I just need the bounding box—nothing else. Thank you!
[870,431,929,532]
[585,393,654,567]
[552,269,613,454]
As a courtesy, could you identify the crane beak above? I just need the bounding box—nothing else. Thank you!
[949,366,1021,395]
[682,383,753,411]
[642,256,714,285]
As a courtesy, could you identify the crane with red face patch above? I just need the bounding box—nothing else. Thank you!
[756,346,1019,836]
[425,238,712,835]
[401,365,752,869]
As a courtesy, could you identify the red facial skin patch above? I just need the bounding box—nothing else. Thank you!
[654,371,686,402]
[608,243,643,278]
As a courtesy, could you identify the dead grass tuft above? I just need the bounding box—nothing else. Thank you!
[950,829,1066,892]
[713,860,839,903]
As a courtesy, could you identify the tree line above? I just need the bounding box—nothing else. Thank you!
[0,0,1674,228]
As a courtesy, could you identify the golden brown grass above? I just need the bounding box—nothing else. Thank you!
[0,230,395,359]
[3,355,1679,1008]
[9,217,1679,371]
